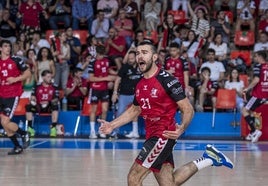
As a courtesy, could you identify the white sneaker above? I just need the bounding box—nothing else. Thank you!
[125,131,140,139]
[251,130,262,143]
[99,133,106,139]
[89,131,97,139]
[245,133,252,141]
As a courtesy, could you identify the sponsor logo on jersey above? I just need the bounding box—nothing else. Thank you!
[167,79,178,88]
[143,85,148,90]
[150,88,158,98]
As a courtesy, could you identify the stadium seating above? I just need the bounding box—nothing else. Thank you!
[230,50,252,67]
[234,31,255,47]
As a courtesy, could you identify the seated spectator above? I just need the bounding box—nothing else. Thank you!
[65,27,81,69]
[121,0,139,30]
[66,67,88,110]
[130,29,144,49]
[105,27,127,70]
[25,70,59,137]
[225,68,244,112]
[0,9,16,43]
[97,0,119,23]
[6,0,21,29]
[72,0,94,33]
[187,1,210,39]
[199,48,226,87]
[35,47,55,83]
[258,9,268,34]
[235,0,255,31]
[25,49,37,74]
[13,31,30,57]
[30,31,50,54]
[161,13,179,49]
[156,49,167,68]
[91,9,110,43]
[214,0,236,11]
[254,31,268,52]
[181,30,200,67]
[208,33,228,68]
[195,67,218,112]
[114,8,133,49]
[144,0,161,31]
[210,10,231,43]
[48,0,71,30]
[258,0,268,19]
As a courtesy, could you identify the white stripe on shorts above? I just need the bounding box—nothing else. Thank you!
[9,96,19,119]
[245,96,257,110]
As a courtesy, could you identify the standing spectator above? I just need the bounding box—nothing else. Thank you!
[97,0,119,23]
[30,31,50,54]
[121,0,139,30]
[66,67,88,110]
[105,27,127,70]
[242,50,268,143]
[91,9,110,43]
[210,10,231,43]
[235,0,256,31]
[0,8,16,43]
[144,0,161,31]
[88,45,115,139]
[13,31,30,57]
[65,27,81,69]
[208,33,228,68]
[161,13,178,50]
[254,31,268,52]
[19,0,47,36]
[172,0,188,17]
[258,9,268,34]
[0,40,31,154]
[112,51,141,138]
[72,0,94,33]
[195,67,218,112]
[225,68,244,112]
[35,47,55,83]
[48,0,71,30]
[114,8,133,49]
[199,48,226,87]
[25,70,59,137]
[6,0,21,29]
[187,1,210,39]
[52,31,70,91]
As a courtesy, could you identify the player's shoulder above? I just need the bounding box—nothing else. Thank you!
[156,69,179,85]
[52,83,59,88]
[11,55,24,64]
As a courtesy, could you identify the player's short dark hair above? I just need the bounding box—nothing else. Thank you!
[0,39,12,47]
[207,48,216,55]
[201,67,211,74]
[128,51,136,56]
[26,49,36,58]
[96,45,106,55]
[138,41,157,54]
[97,9,104,14]
[41,70,52,77]
[73,67,83,75]
[256,50,267,59]
[169,42,180,49]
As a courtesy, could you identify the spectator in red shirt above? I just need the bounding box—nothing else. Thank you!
[258,9,268,34]
[66,67,88,110]
[105,27,127,70]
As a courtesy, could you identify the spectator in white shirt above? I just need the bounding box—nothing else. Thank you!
[254,31,268,52]
[235,0,256,31]
[30,31,50,54]
[91,9,110,43]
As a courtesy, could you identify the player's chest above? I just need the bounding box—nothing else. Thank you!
[0,62,18,76]
[38,87,54,96]
[166,60,181,69]
[95,61,109,73]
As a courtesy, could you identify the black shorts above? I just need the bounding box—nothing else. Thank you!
[245,96,266,111]
[26,102,59,113]
[89,89,109,104]
[135,137,177,173]
[0,97,19,119]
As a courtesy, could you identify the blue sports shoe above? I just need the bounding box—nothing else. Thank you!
[203,144,234,169]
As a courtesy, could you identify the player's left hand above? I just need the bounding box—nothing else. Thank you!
[98,119,114,135]
[162,124,185,140]
[6,77,18,84]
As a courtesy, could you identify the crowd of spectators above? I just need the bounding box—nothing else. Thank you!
[0,0,268,136]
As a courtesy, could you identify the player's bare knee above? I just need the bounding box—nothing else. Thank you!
[127,168,142,184]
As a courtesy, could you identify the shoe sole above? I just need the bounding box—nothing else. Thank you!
[252,131,262,143]
[206,145,234,169]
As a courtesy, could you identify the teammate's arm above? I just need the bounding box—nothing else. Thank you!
[6,67,31,84]
[112,76,122,103]
[99,104,141,134]
[244,63,261,92]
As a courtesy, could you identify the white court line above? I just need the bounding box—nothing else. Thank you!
[29,140,48,148]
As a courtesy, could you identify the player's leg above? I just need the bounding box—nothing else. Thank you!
[50,101,59,137]
[25,103,36,137]
[89,89,99,139]
[99,91,109,138]
[124,95,139,138]
[128,162,151,186]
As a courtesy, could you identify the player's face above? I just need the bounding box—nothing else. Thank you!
[43,73,52,84]
[128,53,136,66]
[0,43,11,56]
[169,47,180,58]
[136,45,157,73]
[75,71,83,78]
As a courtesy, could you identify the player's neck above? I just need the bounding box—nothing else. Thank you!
[1,54,10,60]
[143,64,158,79]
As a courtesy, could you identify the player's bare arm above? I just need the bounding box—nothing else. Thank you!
[244,76,260,92]
[99,104,141,134]
[163,98,194,140]
[6,68,31,84]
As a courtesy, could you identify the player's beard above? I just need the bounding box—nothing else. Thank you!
[139,57,154,74]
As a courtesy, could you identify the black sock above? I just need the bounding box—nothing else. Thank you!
[52,122,57,128]
[245,115,255,133]
[9,135,21,147]
[28,120,33,128]
[16,128,27,136]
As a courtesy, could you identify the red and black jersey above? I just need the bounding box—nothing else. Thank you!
[133,68,186,139]
[32,83,59,104]
[0,56,28,98]
[165,56,189,88]
[252,63,268,98]
[88,57,110,91]
[66,77,87,97]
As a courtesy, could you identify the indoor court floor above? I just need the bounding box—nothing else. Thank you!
[0,138,268,186]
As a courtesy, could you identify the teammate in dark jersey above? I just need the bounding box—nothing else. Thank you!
[25,70,59,137]
[0,40,31,155]
[243,50,268,143]
[99,41,233,185]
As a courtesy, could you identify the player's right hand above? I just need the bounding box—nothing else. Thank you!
[98,119,113,134]
[111,94,118,103]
